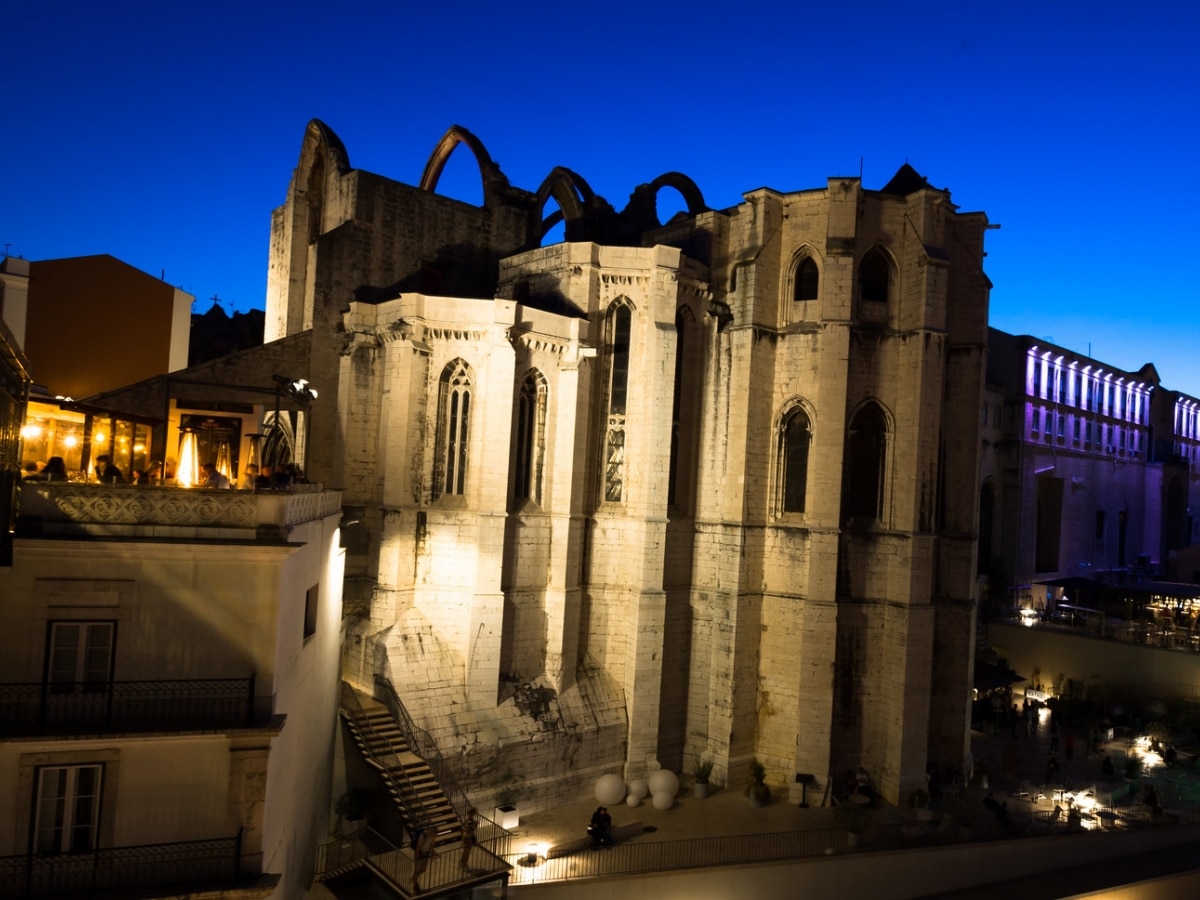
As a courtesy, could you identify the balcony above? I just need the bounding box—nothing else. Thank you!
[0,831,267,898]
[15,482,342,540]
[0,676,277,738]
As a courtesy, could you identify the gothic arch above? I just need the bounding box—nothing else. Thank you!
[622,172,709,230]
[842,399,893,523]
[298,119,352,182]
[418,124,510,207]
[775,397,817,515]
[534,166,596,242]
[856,245,897,324]
[786,245,823,322]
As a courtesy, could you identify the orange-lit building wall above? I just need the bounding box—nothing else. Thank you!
[24,255,192,399]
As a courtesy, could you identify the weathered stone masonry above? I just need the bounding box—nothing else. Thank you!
[267,121,991,807]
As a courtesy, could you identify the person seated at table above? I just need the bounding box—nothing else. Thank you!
[25,456,68,482]
[94,454,123,484]
[1165,746,1178,766]
[202,462,230,489]
[1101,755,1115,777]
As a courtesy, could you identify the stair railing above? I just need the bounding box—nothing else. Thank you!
[340,681,442,839]
[373,673,474,821]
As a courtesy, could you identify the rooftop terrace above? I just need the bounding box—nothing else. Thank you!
[15,481,342,540]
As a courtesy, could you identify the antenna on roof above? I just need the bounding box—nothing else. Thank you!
[859,157,864,180]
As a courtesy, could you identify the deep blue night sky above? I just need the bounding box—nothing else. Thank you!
[4,1,1198,393]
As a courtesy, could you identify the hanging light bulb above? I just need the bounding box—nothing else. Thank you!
[177,428,200,488]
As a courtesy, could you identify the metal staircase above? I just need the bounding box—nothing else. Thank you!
[340,686,463,848]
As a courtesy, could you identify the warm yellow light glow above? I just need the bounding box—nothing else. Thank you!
[215,441,232,484]
[94,433,107,444]
[63,435,78,448]
[20,424,42,439]
[133,443,144,453]
[177,430,200,488]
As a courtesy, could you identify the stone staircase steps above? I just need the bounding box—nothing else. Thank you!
[340,694,463,849]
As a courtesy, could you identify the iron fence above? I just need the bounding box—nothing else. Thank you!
[505,802,1200,886]
[0,676,271,735]
[316,824,511,896]
[0,831,242,897]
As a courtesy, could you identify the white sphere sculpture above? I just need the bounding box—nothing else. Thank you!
[626,793,641,807]
[646,768,679,799]
[595,773,626,806]
[651,790,674,810]
[627,779,649,801]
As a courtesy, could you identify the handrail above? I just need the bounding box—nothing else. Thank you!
[373,673,474,820]
[0,830,243,896]
[340,683,445,837]
[506,806,1200,885]
[0,676,271,734]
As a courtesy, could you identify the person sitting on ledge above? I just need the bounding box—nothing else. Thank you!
[588,806,612,848]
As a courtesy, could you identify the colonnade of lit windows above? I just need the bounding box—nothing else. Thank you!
[1175,398,1200,467]
[1025,347,1148,460]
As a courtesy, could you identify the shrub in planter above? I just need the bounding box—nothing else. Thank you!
[745,760,770,807]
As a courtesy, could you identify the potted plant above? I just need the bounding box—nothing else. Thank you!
[495,779,525,829]
[836,800,866,848]
[335,788,374,835]
[907,788,932,822]
[745,759,770,807]
[693,757,714,799]
[1124,754,1143,782]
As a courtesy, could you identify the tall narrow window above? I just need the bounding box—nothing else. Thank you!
[858,251,890,322]
[794,257,819,303]
[978,482,995,575]
[35,764,102,855]
[779,407,812,513]
[47,622,113,693]
[436,359,472,498]
[513,371,547,506]
[603,303,632,502]
[669,312,685,507]
[843,402,887,522]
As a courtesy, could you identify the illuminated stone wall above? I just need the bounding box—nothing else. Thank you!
[268,121,991,808]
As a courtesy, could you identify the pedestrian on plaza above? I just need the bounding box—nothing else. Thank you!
[1049,718,1060,753]
[460,807,478,869]
[412,826,437,891]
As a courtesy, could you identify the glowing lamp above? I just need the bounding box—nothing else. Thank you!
[177,428,200,488]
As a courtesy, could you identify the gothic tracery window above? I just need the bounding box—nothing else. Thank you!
[778,406,812,514]
[436,359,472,498]
[858,250,891,322]
[843,401,888,522]
[603,301,632,502]
[794,257,819,303]
[514,370,547,506]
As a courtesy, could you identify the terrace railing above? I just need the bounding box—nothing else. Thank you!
[0,676,273,735]
[0,831,244,897]
[506,805,1200,886]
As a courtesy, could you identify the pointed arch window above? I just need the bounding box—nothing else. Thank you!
[794,257,819,303]
[843,402,888,522]
[778,406,812,513]
[603,302,632,502]
[514,370,547,505]
[436,359,472,498]
[858,251,891,323]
